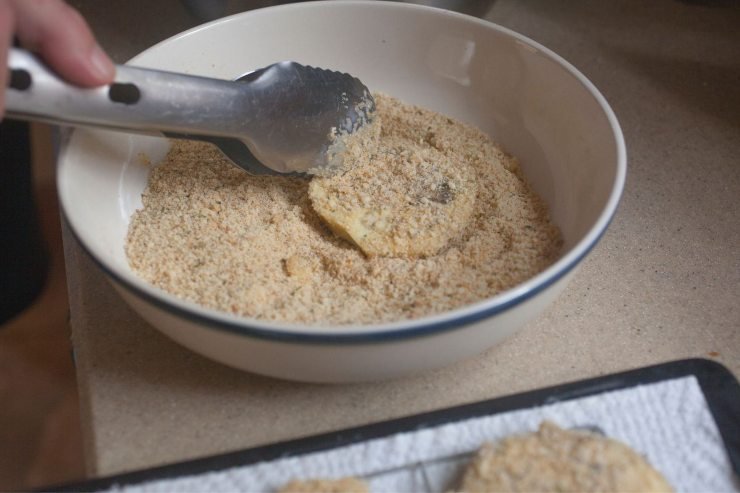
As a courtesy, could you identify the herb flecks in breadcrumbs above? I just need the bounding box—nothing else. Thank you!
[125,94,562,325]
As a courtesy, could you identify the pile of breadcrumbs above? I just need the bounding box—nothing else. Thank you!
[125,94,561,325]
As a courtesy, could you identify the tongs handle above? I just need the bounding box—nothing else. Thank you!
[4,48,250,138]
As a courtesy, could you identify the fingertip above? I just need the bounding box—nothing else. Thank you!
[11,0,114,87]
[88,44,115,84]
[41,42,115,88]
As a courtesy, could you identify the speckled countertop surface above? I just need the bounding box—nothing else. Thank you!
[64,0,739,477]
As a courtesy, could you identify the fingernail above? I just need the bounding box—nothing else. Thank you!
[89,44,115,81]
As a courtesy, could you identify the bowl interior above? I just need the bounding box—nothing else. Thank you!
[58,1,623,332]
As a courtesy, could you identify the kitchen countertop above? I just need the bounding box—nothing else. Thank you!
[65,0,739,477]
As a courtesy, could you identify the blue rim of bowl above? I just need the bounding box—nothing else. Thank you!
[58,1,627,346]
[63,212,614,345]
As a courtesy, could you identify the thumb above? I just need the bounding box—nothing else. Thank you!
[11,0,115,86]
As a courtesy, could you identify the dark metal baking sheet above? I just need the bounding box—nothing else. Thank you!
[48,358,740,492]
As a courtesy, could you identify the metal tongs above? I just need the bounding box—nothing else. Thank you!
[5,48,375,175]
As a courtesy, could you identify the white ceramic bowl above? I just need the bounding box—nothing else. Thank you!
[58,1,625,383]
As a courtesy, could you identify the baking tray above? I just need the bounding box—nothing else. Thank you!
[48,358,739,492]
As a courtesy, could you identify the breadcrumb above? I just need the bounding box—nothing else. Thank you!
[125,94,562,325]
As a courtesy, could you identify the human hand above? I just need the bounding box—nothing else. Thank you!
[0,0,115,116]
